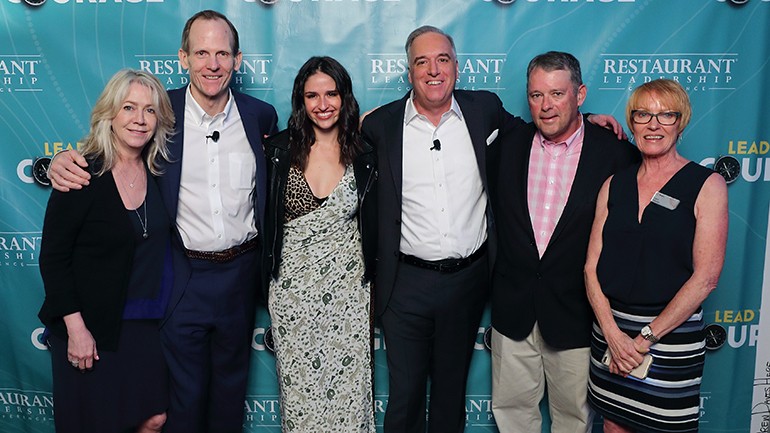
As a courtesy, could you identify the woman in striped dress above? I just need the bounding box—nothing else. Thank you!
[584,79,728,433]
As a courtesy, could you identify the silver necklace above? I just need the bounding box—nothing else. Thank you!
[114,162,147,238]
[134,201,148,239]
[128,167,141,188]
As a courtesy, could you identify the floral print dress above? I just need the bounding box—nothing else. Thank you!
[268,165,374,432]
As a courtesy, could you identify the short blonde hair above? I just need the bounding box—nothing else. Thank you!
[81,69,174,176]
[626,79,691,134]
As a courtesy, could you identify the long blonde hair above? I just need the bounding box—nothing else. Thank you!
[81,69,174,176]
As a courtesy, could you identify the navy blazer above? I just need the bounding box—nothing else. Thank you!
[361,90,520,317]
[161,87,278,318]
[488,119,640,350]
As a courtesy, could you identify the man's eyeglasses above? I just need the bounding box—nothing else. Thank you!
[631,110,681,125]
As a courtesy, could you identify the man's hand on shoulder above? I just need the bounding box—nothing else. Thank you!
[359,106,381,129]
[587,114,628,141]
[49,150,91,192]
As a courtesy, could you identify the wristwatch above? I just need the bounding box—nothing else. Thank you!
[640,325,660,344]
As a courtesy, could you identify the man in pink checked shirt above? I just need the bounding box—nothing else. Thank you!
[486,51,640,433]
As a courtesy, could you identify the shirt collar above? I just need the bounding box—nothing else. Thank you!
[535,113,584,149]
[404,91,464,126]
[185,86,234,128]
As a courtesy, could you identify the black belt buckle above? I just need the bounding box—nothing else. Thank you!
[436,259,464,273]
[399,242,485,273]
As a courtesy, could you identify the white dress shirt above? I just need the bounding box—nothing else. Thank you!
[176,87,257,251]
[399,93,487,261]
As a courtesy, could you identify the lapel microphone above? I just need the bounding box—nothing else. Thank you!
[207,131,220,143]
[431,139,441,151]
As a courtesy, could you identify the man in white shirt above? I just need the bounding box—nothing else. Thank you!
[361,26,517,433]
[47,11,278,433]
[361,29,626,431]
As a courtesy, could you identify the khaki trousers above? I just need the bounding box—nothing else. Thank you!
[490,324,593,433]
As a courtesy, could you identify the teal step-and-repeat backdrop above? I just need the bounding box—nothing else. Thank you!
[2,0,769,432]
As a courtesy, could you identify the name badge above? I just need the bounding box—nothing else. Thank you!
[651,191,680,210]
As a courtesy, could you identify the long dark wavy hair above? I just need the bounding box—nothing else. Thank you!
[288,56,363,170]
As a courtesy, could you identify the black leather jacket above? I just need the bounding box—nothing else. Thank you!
[261,129,378,300]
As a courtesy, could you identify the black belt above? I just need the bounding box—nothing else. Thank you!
[398,243,487,273]
[184,237,259,264]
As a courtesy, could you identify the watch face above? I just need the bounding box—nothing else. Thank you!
[704,323,727,350]
[714,155,740,184]
[32,157,52,186]
[641,325,658,343]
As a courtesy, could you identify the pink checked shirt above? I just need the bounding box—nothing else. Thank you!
[527,119,585,258]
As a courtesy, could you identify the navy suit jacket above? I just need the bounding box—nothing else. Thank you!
[488,119,640,349]
[161,87,278,320]
[361,90,520,317]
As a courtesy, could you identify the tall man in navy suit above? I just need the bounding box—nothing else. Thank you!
[47,10,278,433]
[487,51,639,433]
[361,26,520,433]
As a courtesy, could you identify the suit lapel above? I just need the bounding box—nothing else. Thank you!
[162,87,187,221]
[455,92,489,189]
[547,123,600,248]
[385,95,408,203]
[516,127,538,244]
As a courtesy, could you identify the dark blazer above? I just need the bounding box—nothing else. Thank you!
[361,90,518,317]
[38,167,138,351]
[261,129,378,300]
[488,119,640,350]
[161,87,278,318]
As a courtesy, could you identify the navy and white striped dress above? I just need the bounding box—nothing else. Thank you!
[588,303,705,432]
[588,162,714,432]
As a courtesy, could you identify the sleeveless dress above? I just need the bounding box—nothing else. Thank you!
[588,161,715,433]
[268,165,375,433]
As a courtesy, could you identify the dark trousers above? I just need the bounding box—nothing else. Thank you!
[380,254,489,433]
[160,250,258,433]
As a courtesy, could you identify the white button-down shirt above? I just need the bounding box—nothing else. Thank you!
[399,94,487,261]
[176,88,257,251]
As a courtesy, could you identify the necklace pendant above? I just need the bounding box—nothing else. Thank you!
[134,202,148,240]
